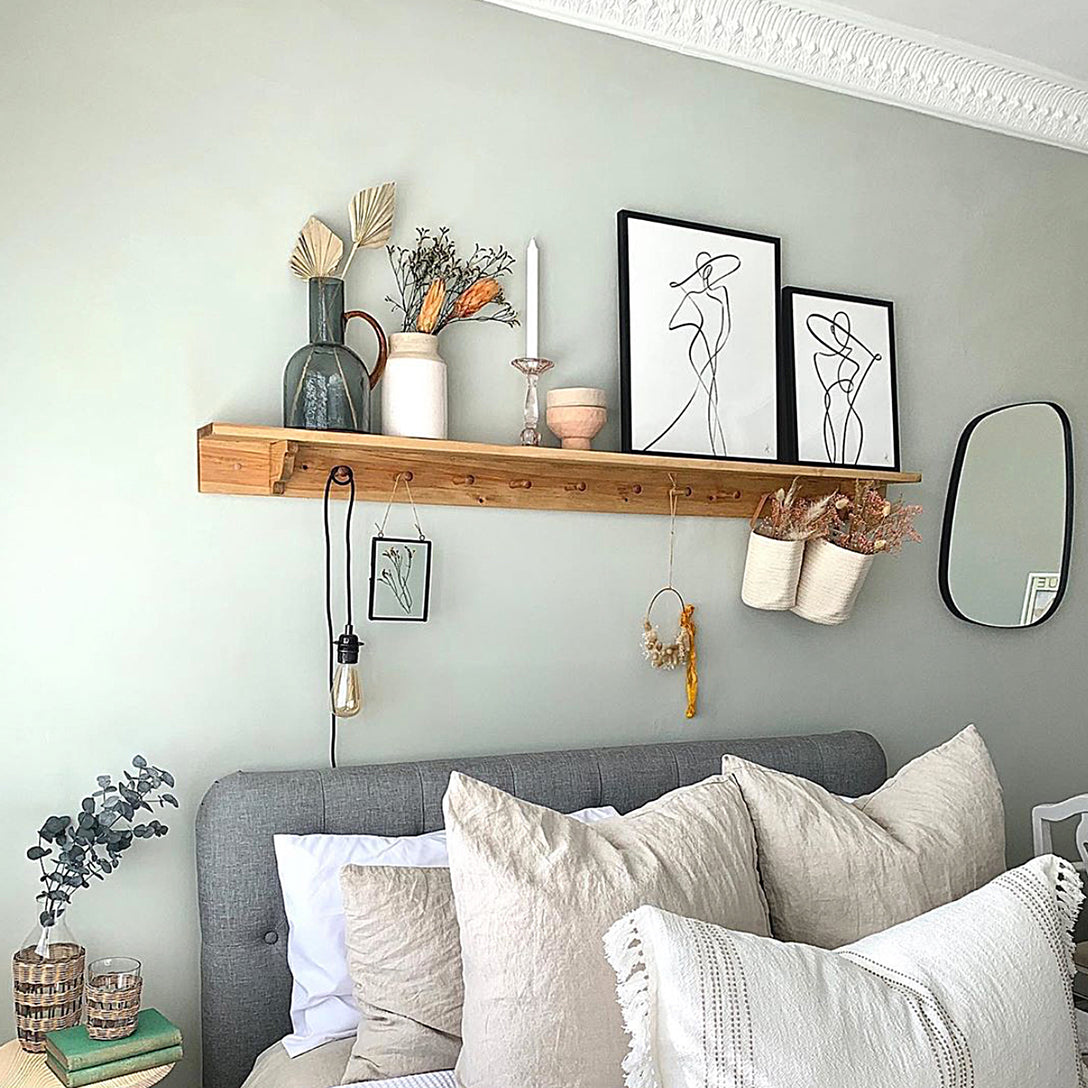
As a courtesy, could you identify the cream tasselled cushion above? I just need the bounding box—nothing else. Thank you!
[606,854,1085,1088]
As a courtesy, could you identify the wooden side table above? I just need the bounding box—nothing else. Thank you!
[0,1040,174,1087]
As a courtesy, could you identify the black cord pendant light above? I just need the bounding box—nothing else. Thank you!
[323,465,362,768]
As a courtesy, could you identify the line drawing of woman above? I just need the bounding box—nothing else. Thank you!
[647,250,742,456]
[806,309,881,465]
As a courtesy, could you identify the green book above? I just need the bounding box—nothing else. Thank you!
[45,1009,182,1070]
[45,1044,182,1087]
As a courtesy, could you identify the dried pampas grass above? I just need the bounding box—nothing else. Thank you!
[289,216,344,279]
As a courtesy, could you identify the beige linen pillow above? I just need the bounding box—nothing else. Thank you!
[444,772,770,1088]
[338,865,461,1083]
[722,724,1005,947]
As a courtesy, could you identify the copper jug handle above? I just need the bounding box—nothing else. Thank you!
[343,310,389,389]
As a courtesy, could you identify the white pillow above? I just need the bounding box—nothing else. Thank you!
[275,804,619,1056]
[606,854,1084,1088]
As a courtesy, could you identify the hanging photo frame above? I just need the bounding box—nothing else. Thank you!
[368,474,433,622]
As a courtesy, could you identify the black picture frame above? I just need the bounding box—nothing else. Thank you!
[938,401,1074,629]
[781,286,900,472]
[368,536,432,622]
[618,209,784,463]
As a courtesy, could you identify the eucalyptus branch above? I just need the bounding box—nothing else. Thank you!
[27,755,178,928]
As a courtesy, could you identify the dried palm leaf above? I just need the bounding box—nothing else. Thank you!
[349,181,396,249]
[290,216,344,279]
[342,181,396,277]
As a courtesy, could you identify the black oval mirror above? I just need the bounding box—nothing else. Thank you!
[940,402,1073,628]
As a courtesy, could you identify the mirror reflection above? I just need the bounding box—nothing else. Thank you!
[940,402,1072,628]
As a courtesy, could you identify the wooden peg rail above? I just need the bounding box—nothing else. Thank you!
[197,423,922,518]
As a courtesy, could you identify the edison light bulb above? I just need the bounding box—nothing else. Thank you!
[331,628,363,717]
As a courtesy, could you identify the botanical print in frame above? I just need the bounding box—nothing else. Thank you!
[783,287,900,471]
[619,211,782,461]
[368,536,432,622]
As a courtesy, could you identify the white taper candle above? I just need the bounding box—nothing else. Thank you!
[526,236,539,359]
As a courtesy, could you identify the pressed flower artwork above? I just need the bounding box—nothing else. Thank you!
[368,536,432,621]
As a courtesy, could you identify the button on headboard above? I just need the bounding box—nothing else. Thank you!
[195,730,886,1088]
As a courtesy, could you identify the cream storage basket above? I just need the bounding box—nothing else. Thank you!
[791,538,874,625]
[741,533,805,611]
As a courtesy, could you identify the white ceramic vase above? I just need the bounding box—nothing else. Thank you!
[791,537,875,625]
[741,532,806,611]
[381,332,447,440]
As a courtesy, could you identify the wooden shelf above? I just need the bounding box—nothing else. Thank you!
[197,423,922,518]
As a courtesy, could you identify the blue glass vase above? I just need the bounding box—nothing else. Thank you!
[283,278,388,432]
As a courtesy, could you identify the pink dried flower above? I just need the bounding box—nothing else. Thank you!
[753,479,839,541]
[830,480,921,555]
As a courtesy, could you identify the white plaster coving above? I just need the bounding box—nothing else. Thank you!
[478,0,1088,154]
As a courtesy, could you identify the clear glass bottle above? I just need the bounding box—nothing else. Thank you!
[283,278,388,432]
[14,912,85,1051]
[19,912,80,961]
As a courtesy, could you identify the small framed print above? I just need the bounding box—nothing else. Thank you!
[368,536,432,622]
[783,287,900,471]
[618,210,782,462]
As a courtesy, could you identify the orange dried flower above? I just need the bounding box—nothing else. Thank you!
[453,278,502,318]
[416,279,446,333]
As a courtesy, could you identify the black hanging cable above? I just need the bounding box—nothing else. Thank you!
[323,465,356,768]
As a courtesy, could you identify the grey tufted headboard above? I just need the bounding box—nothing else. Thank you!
[195,730,887,1088]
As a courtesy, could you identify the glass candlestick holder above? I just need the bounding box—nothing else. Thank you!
[511,357,555,446]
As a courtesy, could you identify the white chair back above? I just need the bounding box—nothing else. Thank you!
[1033,794,1088,873]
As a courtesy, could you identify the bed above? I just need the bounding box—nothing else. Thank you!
[195,730,888,1088]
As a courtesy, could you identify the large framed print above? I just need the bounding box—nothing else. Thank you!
[783,287,900,471]
[618,210,782,462]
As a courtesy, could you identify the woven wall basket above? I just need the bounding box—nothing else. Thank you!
[791,538,874,625]
[87,976,142,1040]
[740,532,805,611]
[12,943,85,1052]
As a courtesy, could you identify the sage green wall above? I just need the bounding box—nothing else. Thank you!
[3,0,1086,1082]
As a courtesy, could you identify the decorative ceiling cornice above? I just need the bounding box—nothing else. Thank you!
[479,0,1088,154]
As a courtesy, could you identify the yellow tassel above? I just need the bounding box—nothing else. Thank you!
[680,603,697,719]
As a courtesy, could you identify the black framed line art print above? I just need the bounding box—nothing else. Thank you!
[782,287,900,471]
[618,210,782,462]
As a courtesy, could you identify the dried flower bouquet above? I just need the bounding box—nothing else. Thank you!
[752,479,838,541]
[829,480,923,555]
[387,227,518,335]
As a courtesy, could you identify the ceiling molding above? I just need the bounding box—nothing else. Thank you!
[479,0,1088,154]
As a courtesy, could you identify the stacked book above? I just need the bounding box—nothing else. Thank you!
[44,1009,182,1087]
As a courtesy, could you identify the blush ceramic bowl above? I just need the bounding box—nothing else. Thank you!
[546,388,607,450]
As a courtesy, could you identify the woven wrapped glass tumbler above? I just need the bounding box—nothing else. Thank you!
[87,957,142,1041]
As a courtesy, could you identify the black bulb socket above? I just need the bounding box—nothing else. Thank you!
[336,629,360,664]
